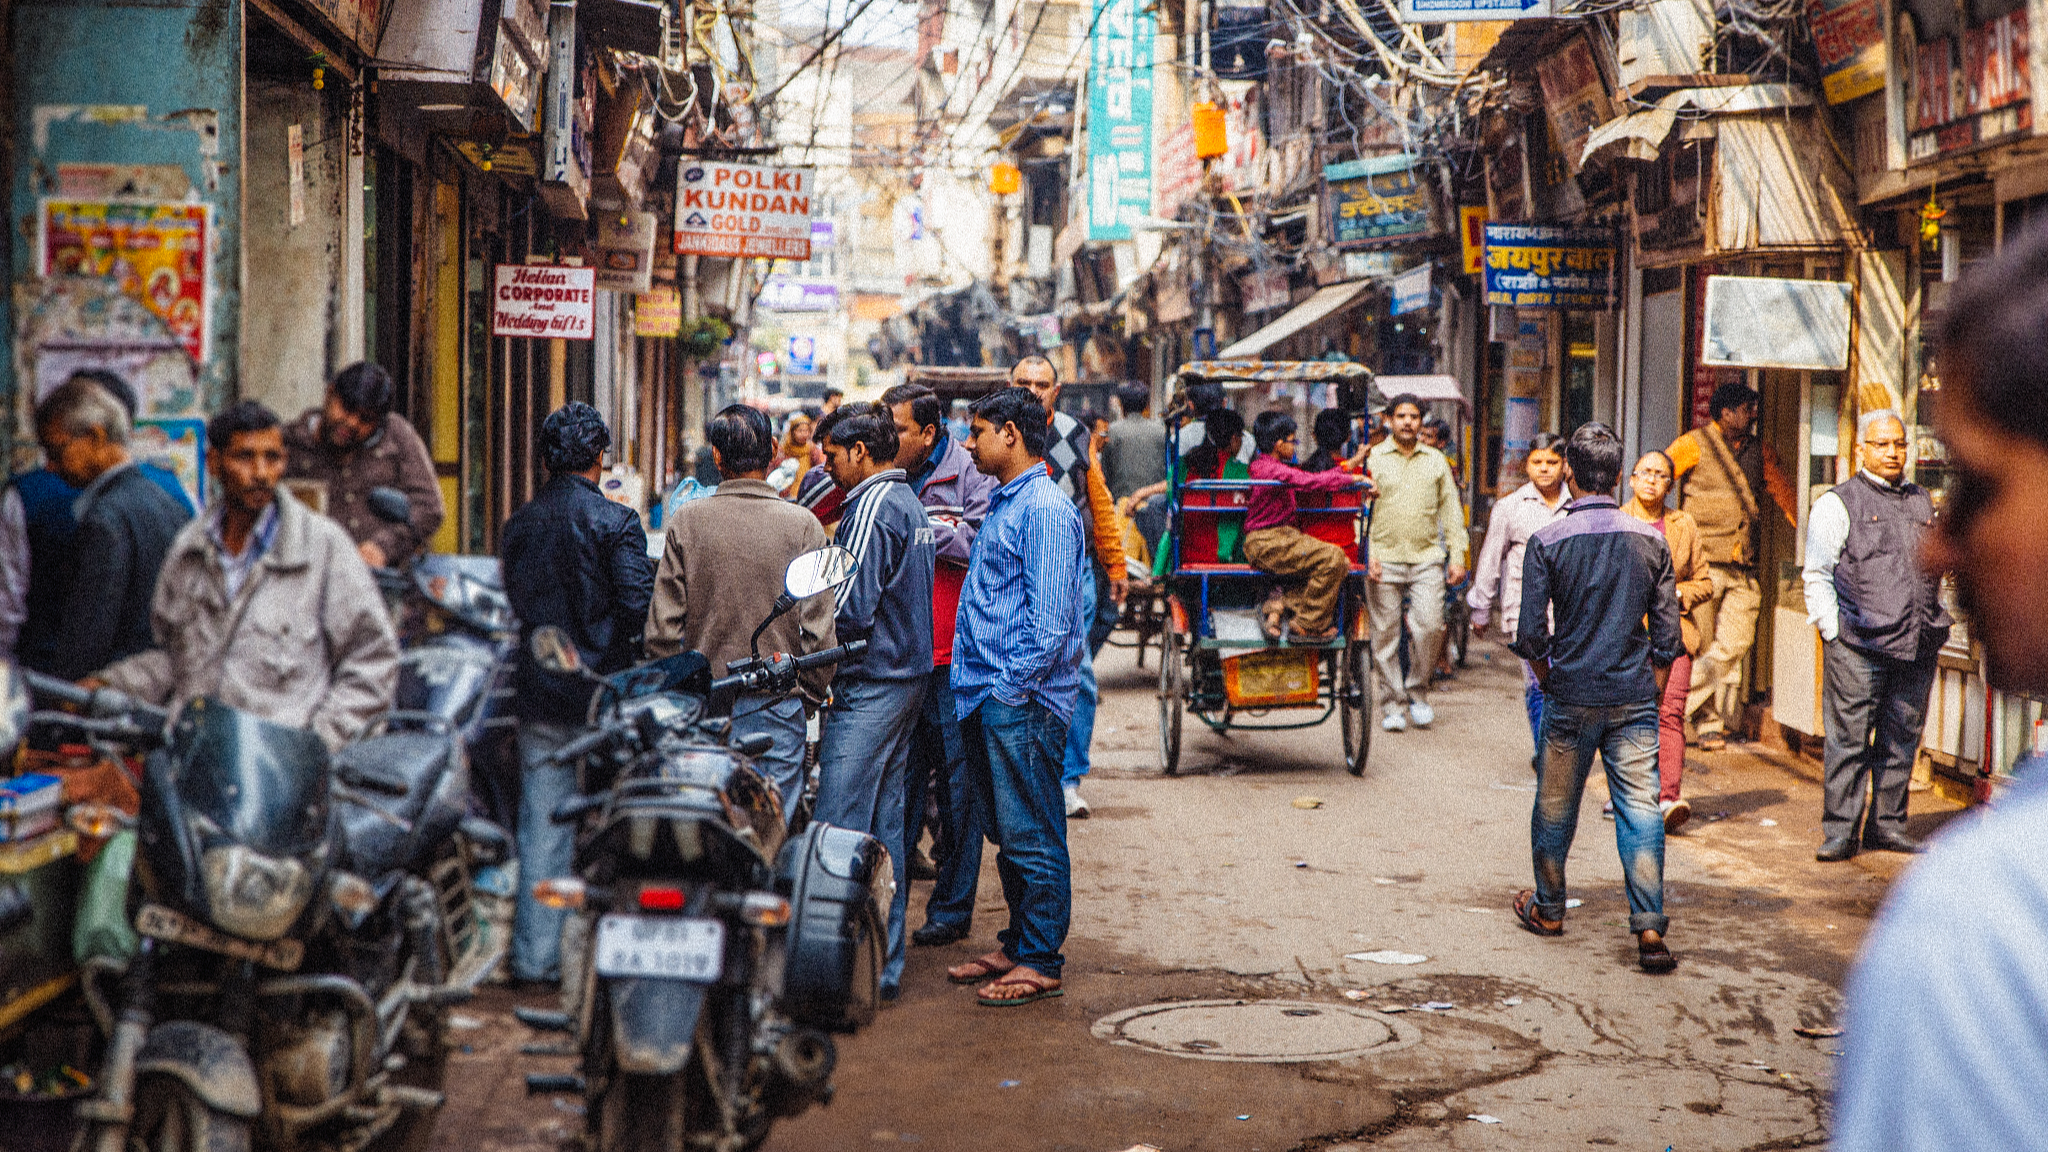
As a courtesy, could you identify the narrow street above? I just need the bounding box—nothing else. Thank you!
[433,638,1963,1152]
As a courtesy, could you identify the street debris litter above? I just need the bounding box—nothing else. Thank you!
[1565,898,1583,908]
[1501,997,1523,1006]
[1468,1114,1502,1123]
[1346,950,1428,965]
[1292,797,1324,809]
[1416,1001,1456,1011]
[1794,1027,1844,1038]
[1760,818,1779,826]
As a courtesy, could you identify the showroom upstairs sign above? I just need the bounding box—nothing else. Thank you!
[673,161,816,259]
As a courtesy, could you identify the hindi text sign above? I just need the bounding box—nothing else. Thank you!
[1086,0,1155,240]
[1324,156,1436,247]
[1482,224,1616,309]
[674,162,815,259]
[494,264,596,339]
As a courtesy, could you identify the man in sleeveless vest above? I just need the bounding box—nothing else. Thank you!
[1801,409,1950,862]
[1666,381,1799,750]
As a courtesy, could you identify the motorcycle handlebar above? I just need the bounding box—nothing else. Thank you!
[20,669,171,735]
[707,639,866,697]
[543,720,629,767]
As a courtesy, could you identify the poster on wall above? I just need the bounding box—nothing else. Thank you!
[1324,155,1436,246]
[1086,0,1155,240]
[492,264,597,339]
[1809,0,1885,103]
[39,200,211,364]
[135,418,204,508]
[1481,223,1616,309]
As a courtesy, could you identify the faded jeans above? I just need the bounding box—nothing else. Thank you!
[911,664,980,931]
[963,698,1072,980]
[513,719,580,982]
[815,675,926,994]
[1369,561,1446,714]
[1062,571,1100,786]
[1531,698,1668,934]
[730,694,808,817]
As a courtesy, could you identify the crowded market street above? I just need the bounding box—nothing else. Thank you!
[428,639,1955,1152]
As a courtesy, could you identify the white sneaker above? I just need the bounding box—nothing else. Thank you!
[1408,701,1436,728]
[1064,784,1091,819]
[1381,711,1408,732]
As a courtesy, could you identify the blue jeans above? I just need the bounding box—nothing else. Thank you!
[963,698,1072,979]
[911,665,980,931]
[815,675,926,993]
[1523,662,1545,755]
[1063,572,1099,786]
[1531,698,1668,935]
[514,719,580,982]
[730,694,808,817]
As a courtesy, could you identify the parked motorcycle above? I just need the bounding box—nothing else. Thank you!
[521,545,890,1152]
[31,668,512,1152]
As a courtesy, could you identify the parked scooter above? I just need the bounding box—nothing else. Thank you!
[31,669,511,1152]
[521,545,889,1152]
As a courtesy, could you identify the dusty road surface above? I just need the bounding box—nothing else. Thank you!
[431,638,1963,1152]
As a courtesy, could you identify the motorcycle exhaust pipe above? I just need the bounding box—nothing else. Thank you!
[772,1030,836,1089]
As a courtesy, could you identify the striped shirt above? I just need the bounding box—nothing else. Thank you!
[951,467,1086,723]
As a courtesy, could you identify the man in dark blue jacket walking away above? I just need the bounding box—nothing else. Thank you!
[812,402,936,1001]
[500,404,656,985]
[1511,422,1683,973]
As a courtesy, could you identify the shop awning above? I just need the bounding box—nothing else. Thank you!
[1579,84,1809,168]
[1217,280,1374,359]
[1373,374,1471,411]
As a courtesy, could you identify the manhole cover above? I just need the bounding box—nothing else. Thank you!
[1091,999,1422,1063]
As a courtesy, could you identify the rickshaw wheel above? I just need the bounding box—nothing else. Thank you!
[1340,641,1371,776]
[1159,609,1184,776]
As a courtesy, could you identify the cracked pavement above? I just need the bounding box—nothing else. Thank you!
[432,638,1964,1152]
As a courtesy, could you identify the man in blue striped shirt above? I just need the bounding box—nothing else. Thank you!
[945,387,1087,1007]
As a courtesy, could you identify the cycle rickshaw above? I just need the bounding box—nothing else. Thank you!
[1156,360,1382,777]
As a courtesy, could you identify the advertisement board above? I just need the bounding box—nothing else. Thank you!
[40,199,212,364]
[1086,0,1155,240]
[1810,0,1886,104]
[674,162,816,259]
[1392,263,1432,315]
[493,264,596,339]
[1324,156,1435,247]
[759,277,840,312]
[1481,223,1616,309]
[634,285,682,337]
[594,211,656,294]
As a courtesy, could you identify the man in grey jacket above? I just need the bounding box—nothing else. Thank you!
[92,401,398,750]
[646,405,837,811]
[812,403,936,1001]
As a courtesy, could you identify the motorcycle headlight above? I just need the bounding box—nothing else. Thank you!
[200,844,315,941]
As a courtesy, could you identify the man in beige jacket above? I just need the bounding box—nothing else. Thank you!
[647,405,836,812]
[93,401,398,750]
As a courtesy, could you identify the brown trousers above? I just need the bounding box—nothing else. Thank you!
[1242,525,1350,634]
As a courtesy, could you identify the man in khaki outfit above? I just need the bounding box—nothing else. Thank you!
[1665,381,1798,750]
[1367,394,1467,732]
[646,405,836,812]
[91,401,397,751]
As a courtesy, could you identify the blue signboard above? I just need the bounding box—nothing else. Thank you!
[1087,0,1155,241]
[1481,223,1616,310]
[1398,0,1548,19]
[1324,155,1436,248]
[786,335,816,374]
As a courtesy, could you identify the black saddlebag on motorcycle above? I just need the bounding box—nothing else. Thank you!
[773,823,892,1032]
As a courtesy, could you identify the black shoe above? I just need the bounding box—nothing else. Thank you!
[1863,829,1924,854]
[880,984,901,1003]
[1816,837,1858,862]
[909,847,938,881]
[912,922,969,947]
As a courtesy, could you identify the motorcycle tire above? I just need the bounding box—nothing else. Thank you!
[129,1072,252,1152]
[368,907,454,1152]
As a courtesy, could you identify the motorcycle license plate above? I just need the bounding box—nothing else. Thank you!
[135,903,304,971]
[593,914,725,982]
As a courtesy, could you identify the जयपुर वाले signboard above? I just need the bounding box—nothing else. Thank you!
[1481,223,1616,309]
[493,264,596,339]
[673,161,816,259]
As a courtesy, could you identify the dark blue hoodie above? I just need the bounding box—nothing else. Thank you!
[832,469,936,681]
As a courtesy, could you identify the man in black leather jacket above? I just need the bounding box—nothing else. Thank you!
[500,403,655,984]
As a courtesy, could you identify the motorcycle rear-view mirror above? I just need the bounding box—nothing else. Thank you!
[367,486,412,526]
[784,546,858,601]
[530,625,584,676]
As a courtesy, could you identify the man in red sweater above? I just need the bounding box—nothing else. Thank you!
[1243,411,1371,642]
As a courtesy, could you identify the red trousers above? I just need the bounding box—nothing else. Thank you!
[1658,654,1692,804]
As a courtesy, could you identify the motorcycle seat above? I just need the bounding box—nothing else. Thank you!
[334,729,463,879]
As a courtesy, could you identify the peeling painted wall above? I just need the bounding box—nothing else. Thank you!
[242,82,348,420]
[8,0,243,450]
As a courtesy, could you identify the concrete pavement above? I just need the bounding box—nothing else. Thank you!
[433,636,1963,1152]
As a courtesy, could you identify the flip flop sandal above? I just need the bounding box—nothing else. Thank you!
[977,973,1064,1007]
[1513,889,1564,937]
[947,953,1016,985]
[1638,937,1677,973]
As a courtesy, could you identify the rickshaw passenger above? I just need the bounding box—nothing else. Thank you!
[1129,410,1247,574]
[1243,411,1369,643]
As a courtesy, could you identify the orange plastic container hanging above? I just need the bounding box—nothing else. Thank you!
[1193,102,1228,159]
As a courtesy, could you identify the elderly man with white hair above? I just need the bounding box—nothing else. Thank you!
[1802,408,1952,862]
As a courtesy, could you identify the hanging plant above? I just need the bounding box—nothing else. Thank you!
[679,316,732,358]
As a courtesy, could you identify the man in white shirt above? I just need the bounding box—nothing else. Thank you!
[1799,409,1949,862]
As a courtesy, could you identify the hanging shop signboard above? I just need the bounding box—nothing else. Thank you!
[634,285,682,337]
[1535,37,1613,175]
[1459,206,1489,274]
[1086,0,1155,241]
[786,335,817,374]
[594,211,657,294]
[1701,276,1851,371]
[1400,0,1547,21]
[538,2,591,220]
[493,264,596,339]
[39,199,212,364]
[1324,155,1436,247]
[1240,268,1290,313]
[1810,0,1885,104]
[674,162,816,259]
[1481,223,1616,309]
[1904,9,2031,163]
[1392,263,1432,315]
[759,277,841,312]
